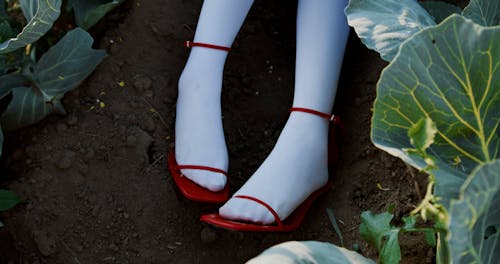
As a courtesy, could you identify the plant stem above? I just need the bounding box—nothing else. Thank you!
[401,227,434,233]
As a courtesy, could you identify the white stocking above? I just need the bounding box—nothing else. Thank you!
[175,0,253,191]
[219,0,349,224]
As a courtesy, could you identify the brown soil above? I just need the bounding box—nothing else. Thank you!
[1,0,434,263]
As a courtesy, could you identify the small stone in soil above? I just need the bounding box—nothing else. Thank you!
[126,135,137,147]
[141,116,156,132]
[56,150,76,169]
[92,206,100,217]
[133,75,153,92]
[109,243,119,252]
[144,89,154,98]
[56,123,68,133]
[200,227,217,243]
[71,172,85,186]
[33,231,58,256]
[84,149,95,160]
[67,114,78,126]
[354,97,362,106]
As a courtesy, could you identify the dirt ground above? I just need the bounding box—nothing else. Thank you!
[0,0,435,263]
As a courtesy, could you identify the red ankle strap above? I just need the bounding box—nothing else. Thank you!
[173,164,227,176]
[234,195,283,227]
[185,41,231,52]
[290,107,332,120]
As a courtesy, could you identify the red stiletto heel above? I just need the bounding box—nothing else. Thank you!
[200,107,341,232]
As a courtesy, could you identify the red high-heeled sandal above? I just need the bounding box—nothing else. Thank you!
[200,107,341,232]
[168,41,232,203]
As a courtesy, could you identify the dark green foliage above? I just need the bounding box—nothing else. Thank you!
[0,0,62,53]
[0,0,121,155]
[420,1,462,23]
[68,0,125,30]
[0,189,20,211]
[0,0,121,216]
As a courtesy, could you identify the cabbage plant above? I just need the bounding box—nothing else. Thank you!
[344,0,499,263]
[0,0,124,156]
[0,0,123,211]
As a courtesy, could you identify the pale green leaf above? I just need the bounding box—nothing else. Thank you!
[371,15,500,207]
[327,208,344,247]
[380,230,401,264]
[447,160,500,263]
[408,117,437,152]
[360,211,394,250]
[247,241,375,264]
[360,211,404,263]
[402,215,417,229]
[425,230,437,247]
[436,232,451,263]
[345,0,436,61]
[33,27,106,99]
[0,0,62,54]
[463,0,500,26]
[68,0,124,30]
[0,189,21,211]
[420,1,462,23]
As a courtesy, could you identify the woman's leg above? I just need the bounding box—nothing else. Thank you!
[219,0,349,224]
[176,0,253,191]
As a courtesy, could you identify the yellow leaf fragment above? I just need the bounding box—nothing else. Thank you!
[376,183,390,191]
[99,102,106,108]
[118,81,125,87]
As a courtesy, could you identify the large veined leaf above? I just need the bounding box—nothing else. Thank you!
[0,189,20,211]
[0,73,29,92]
[447,160,500,263]
[0,0,62,54]
[420,1,462,23]
[0,86,65,131]
[0,73,24,112]
[0,28,106,130]
[33,27,106,99]
[463,0,500,27]
[1,71,27,94]
[20,0,38,21]
[68,0,124,30]
[247,241,375,264]
[345,0,436,61]
[371,15,500,208]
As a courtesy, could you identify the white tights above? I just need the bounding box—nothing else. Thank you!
[175,0,349,224]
